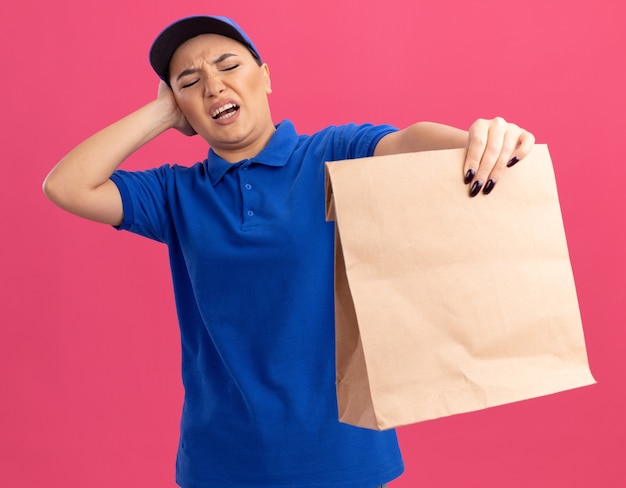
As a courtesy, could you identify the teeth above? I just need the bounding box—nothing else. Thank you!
[212,103,238,119]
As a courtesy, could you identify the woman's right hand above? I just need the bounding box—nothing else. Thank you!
[157,81,197,136]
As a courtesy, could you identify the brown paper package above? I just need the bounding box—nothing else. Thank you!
[325,145,595,430]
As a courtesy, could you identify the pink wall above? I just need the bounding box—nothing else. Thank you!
[2,0,624,486]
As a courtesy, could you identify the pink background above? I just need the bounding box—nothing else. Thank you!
[2,0,624,486]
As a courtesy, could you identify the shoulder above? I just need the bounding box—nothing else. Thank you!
[308,122,397,142]
[299,123,398,160]
[112,160,208,191]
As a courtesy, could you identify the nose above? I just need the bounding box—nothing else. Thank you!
[204,74,226,98]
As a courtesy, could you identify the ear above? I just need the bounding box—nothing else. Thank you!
[261,63,272,94]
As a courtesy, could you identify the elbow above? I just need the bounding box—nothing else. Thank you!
[42,171,62,205]
[42,172,55,201]
[42,170,75,211]
[41,170,123,226]
[42,173,53,199]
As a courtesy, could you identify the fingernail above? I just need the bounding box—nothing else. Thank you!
[470,180,483,197]
[507,156,520,167]
[464,169,475,184]
[483,179,496,195]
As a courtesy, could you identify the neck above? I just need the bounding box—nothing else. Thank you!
[211,123,277,163]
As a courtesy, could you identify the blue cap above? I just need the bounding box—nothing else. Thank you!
[149,16,261,84]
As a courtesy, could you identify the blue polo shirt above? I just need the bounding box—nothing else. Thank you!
[110,120,404,488]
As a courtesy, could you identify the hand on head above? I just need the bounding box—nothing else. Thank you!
[157,80,197,136]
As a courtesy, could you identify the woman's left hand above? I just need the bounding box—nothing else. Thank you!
[464,117,535,197]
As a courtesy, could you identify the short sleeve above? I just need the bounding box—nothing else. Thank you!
[327,123,398,161]
[110,165,172,243]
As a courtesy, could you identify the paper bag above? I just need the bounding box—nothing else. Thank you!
[325,145,595,431]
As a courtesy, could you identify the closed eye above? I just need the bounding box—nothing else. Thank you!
[181,79,200,89]
[221,64,239,72]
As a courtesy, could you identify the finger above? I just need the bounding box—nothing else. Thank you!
[469,118,507,197]
[463,119,489,186]
[508,130,536,166]
[157,80,173,98]
[482,126,521,194]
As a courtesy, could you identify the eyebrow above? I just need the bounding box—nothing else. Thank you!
[175,53,238,81]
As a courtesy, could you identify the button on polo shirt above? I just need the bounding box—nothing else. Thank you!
[110,120,403,488]
[204,123,299,232]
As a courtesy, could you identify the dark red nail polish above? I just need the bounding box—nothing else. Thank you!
[483,179,496,195]
[464,169,475,184]
[470,180,483,197]
[507,156,520,167]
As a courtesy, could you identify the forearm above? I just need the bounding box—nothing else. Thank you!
[44,99,175,200]
[374,122,468,156]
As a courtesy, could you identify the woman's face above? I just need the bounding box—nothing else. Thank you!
[169,34,274,161]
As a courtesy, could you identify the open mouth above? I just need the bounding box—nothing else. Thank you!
[212,103,240,120]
